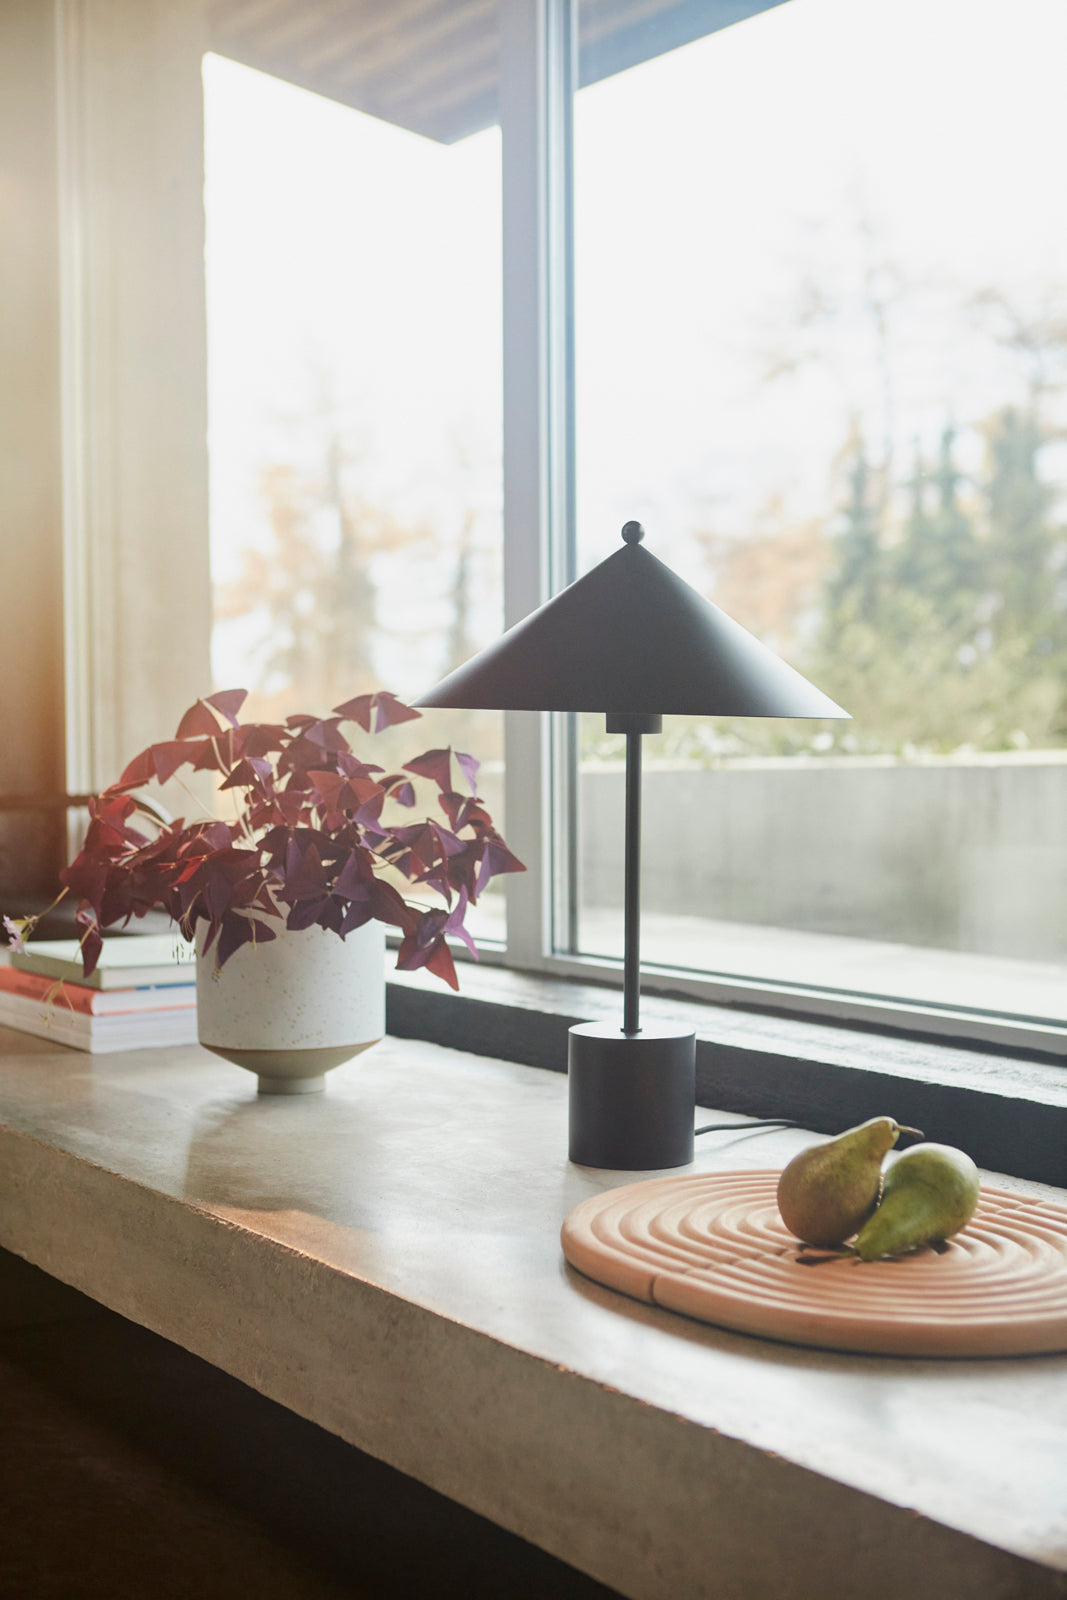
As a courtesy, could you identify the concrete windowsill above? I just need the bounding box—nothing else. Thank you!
[0,1024,1066,1599]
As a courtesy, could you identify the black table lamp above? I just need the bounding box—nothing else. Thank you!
[418,523,848,1170]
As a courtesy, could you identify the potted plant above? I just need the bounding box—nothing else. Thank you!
[9,687,522,1092]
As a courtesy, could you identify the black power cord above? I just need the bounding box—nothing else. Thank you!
[694,1118,798,1136]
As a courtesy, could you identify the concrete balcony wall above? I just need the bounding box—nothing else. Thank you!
[579,753,1067,962]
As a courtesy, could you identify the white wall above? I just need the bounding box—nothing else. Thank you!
[0,1,67,892]
[0,0,213,900]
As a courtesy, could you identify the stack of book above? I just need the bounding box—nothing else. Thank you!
[0,935,197,1052]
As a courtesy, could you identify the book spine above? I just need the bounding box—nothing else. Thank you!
[0,968,100,1014]
[0,995,199,1052]
[0,999,93,1048]
[8,955,104,989]
[0,966,195,1015]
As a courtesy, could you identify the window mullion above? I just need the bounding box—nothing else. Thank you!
[499,0,575,971]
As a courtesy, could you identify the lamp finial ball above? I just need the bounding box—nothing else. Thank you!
[621,521,645,545]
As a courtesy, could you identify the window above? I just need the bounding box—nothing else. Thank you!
[204,0,1065,1049]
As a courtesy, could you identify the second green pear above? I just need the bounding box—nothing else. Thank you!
[777,1117,918,1247]
[854,1143,980,1261]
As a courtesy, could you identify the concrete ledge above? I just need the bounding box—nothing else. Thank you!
[1,1030,1066,1599]
[580,755,1067,960]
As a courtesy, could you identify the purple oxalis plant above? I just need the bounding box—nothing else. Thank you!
[21,688,523,991]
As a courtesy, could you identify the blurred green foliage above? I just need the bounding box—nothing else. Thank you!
[586,402,1066,767]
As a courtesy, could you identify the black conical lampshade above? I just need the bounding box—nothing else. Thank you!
[418,523,847,719]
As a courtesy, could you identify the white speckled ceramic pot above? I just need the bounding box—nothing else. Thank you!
[196,920,385,1095]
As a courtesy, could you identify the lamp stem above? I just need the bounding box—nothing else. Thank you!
[623,729,642,1035]
[605,712,662,1035]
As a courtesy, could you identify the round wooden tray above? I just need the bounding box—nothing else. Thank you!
[561,1169,1067,1357]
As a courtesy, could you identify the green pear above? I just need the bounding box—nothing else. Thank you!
[777,1117,919,1247]
[854,1143,980,1261]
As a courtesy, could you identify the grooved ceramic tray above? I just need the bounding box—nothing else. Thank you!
[561,1169,1067,1357]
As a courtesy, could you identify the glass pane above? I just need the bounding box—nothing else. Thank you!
[204,51,505,943]
[573,0,1067,1021]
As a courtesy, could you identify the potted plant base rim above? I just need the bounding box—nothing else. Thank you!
[196,920,385,1095]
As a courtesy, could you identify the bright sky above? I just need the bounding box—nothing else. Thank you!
[204,0,1067,689]
[573,0,1067,575]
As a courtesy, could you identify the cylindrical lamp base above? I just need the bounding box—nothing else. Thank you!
[568,1022,696,1170]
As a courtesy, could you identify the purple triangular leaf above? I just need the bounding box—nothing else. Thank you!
[455,751,480,795]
